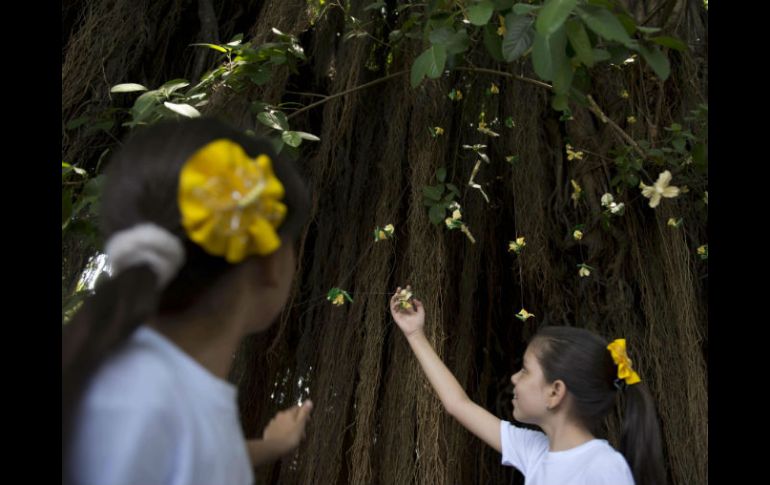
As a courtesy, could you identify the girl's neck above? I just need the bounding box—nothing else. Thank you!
[148,314,243,381]
[541,418,596,452]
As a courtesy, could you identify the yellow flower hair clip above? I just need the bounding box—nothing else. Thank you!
[607,338,641,387]
[178,139,287,263]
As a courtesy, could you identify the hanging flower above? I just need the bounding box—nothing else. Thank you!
[515,308,535,321]
[639,170,680,208]
[601,193,615,207]
[497,14,506,36]
[374,223,395,241]
[570,179,583,205]
[490,83,500,94]
[508,237,526,254]
[327,288,353,306]
[667,218,683,228]
[620,90,630,99]
[178,139,287,263]
[573,229,584,241]
[627,116,637,124]
[448,89,463,101]
[577,263,594,277]
[566,144,584,161]
[697,244,708,260]
[429,126,445,138]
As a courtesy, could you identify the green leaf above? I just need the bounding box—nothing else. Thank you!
[429,204,446,225]
[191,43,229,53]
[257,111,289,131]
[532,26,567,81]
[551,92,569,111]
[494,0,515,9]
[565,19,594,67]
[389,30,403,43]
[692,143,707,166]
[248,67,271,85]
[502,14,535,62]
[636,26,662,34]
[160,79,190,96]
[638,44,670,80]
[131,91,160,122]
[163,102,201,118]
[110,83,148,93]
[423,184,445,201]
[592,48,611,61]
[282,131,303,147]
[364,1,385,11]
[296,131,321,141]
[65,117,89,130]
[552,56,574,94]
[513,3,541,15]
[536,0,577,36]
[651,36,688,52]
[429,27,470,54]
[446,183,460,195]
[468,1,495,26]
[410,45,447,87]
[616,14,637,36]
[436,167,447,182]
[577,5,633,46]
[483,23,505,61]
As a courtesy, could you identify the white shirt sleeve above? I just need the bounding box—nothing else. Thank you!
[499,420,550,476]
[71,402,179,485]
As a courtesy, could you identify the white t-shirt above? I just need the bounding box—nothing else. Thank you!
[70,326,254,485]
[500,420,635,485]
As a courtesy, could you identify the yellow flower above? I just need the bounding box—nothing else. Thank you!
[566,144,584,161]
[579,267,590,277]
[620,90,630,99]
[607,339,641,385]
[384,224,395,235]
[455,89,463,100]
[516,308,535,321]
[570,179,583,204]
[497,14,506,36]
[639,170,680,208]
[378,230,386,240]
[490,83,500,94]
[668,218,683,228]
[434,127,444,136]
[573,230,583,241]
[627,116,637,124]
[703,191,708,205]
[328,287,352,306]
[397,288,413,309]
[179,139,287,263]
[452,209,462,220]
[697,245,707,257]
[508,237,526,254]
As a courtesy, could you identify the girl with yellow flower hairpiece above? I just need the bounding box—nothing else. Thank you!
[64,118,315,485]
[389,294,664,485]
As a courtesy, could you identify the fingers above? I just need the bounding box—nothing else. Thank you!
[298,400,314,421]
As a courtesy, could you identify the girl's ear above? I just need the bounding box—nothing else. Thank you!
[548,379,568,408]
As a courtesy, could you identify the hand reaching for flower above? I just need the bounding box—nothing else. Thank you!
[390,285,425,338]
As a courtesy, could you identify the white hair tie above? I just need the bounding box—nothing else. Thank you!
[104,223,186,288]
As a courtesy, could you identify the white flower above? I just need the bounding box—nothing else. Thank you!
[601,193,615,207]
[639,170,680,208]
